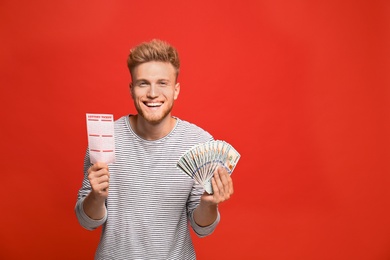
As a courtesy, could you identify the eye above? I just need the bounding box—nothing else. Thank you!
[159,81,168,86]
[138,81,149,87]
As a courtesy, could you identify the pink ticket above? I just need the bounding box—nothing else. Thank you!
[86,113,115,164]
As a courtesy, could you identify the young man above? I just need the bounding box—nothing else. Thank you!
[75,39,234,259]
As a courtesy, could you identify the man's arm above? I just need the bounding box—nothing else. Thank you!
[193,166,234,227]
[75,162,110,230]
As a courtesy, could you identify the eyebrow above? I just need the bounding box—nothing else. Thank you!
[134,79,149,83]
[134,78,171,84]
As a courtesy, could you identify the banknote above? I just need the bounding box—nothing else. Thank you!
[177,140,240,194]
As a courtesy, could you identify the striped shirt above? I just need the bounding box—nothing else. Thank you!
[75,115,220,259]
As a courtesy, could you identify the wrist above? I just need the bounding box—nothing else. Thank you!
[83,193,106,220]
[198,200,218,211]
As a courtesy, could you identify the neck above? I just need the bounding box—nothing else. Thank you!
[130,115,176,141]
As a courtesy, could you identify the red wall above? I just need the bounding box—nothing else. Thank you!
[1,1,389,259]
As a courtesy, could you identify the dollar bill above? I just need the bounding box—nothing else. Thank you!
[176,140,241,194]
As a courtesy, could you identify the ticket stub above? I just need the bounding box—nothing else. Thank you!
[86,113,115,164]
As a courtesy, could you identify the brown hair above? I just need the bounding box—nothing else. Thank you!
[127,39,180,79]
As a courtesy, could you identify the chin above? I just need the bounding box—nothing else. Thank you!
[134,100,175,124]
[139,111,172,125]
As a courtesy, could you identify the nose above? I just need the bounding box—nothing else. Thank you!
[147,84,158,98]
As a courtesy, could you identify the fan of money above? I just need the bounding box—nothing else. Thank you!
[177,140,241,194]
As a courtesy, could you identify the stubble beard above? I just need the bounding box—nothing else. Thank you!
[135,102,174,125]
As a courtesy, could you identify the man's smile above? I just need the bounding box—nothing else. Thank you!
[144,101,163,108]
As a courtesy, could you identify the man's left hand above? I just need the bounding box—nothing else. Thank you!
[201,167,234,205]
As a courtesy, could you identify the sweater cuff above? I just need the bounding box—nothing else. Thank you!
[75,198,107,230]
[190,210,220,238]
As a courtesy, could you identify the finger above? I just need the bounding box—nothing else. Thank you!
[98,168,110,179]
[213,170,225,199]
[89,170,110,189]
[97,173,110,184]
[210,177,221,201]
[215,168,227,189]
[218,168,233,196]
[90,175,109,188]
[90,162,108,172]
[91,175,110,193]
[216,168,234,200]
[98,181,109,191]
[89,166,110,179]
[217,168,230,188]
[228,178,234,196]
[95,182,109,195]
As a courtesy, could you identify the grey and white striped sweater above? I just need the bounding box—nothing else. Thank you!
[75,115,220,260]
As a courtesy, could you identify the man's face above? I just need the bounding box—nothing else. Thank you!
[130,61,180,124]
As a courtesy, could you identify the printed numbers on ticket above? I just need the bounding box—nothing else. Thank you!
[86,113,115,164]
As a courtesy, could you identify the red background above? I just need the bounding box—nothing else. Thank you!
[1,1,389,259]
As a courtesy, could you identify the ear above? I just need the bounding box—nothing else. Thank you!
[174,82,180,100]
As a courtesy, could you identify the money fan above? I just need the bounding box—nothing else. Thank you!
[177,140,240,194]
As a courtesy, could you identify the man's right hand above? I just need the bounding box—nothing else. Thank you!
[88,162,110,200]
[83,162,110,220]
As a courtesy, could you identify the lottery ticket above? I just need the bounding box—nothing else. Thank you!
[86,113,115,164]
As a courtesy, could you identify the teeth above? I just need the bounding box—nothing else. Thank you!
[145,102,162,107]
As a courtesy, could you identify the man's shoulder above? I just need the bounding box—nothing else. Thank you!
[113,115,131,135]
[114,115,132,129]
[175,117,213,140]
[114,115,128,123]
[176,117,206,131]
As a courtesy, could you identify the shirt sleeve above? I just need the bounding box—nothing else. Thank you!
[75,197,107,230]
[74,149,107,230]
[186,181,220,237]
